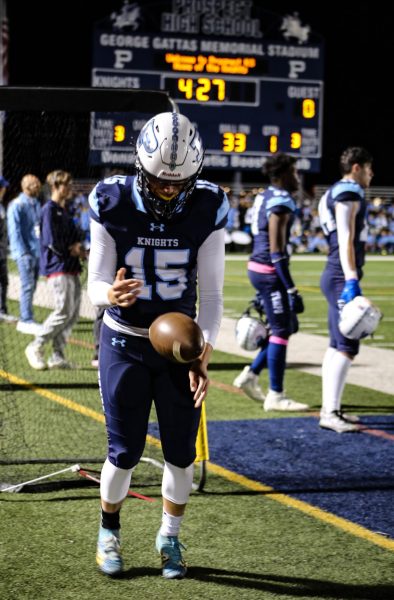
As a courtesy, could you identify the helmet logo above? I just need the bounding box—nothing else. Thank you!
[139,120,158,153]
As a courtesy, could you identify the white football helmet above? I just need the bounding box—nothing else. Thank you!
[135,112,204,219]
[235,316,269,351]
[339,296,382,340]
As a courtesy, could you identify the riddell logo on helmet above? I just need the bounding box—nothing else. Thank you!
[162,172,181,178]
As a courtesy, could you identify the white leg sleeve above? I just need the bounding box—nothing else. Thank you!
[322,348,352,413]
[161,461,194,505]
[100,458,134,504]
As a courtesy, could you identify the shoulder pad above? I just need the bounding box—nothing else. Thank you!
[332,180,364,201]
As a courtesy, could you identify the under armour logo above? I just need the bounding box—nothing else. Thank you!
[150,222,165,232]
[111,337,126,347]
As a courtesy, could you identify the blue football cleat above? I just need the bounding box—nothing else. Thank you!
[155,531,187,579]
[96,526,123,576]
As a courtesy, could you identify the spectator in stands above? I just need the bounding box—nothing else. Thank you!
[310,208,321,231]
[307,228,329,254]
[242,198,255,234]
[7,174,42,334]
[376,227,394,254]
[225,193,240,233]
[233,153,309,412]
[24,170,87,370]
[371,208,388,231]
[318,146,373,432]
[289,216,304,252]
[0,176,17,322]
[238,192,255,233]
[387,199,394,218]
[70,190,91,248]
[365,229,377,253]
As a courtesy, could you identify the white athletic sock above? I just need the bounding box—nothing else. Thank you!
[160,511,184,537]
[322,348,352,414]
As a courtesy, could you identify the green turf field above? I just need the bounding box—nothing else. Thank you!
[1,256,393,599]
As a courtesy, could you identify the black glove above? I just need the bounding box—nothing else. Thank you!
[290,313,299,334]
[287,288,305,314]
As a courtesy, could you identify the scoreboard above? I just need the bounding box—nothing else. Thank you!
[91,1,324,172]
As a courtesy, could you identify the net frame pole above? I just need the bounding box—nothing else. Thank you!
[0,86,177,112]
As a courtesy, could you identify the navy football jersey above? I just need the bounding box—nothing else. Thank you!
[318,179,367,276]
[89,175,228,328]
[249,186,296,265]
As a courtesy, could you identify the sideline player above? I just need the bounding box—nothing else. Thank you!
[233,153,308,411]
[318,146,373,432]
[87,112,228,578]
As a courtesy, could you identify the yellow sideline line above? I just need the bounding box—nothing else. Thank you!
[1,368,393,552]
[0,370,159,448]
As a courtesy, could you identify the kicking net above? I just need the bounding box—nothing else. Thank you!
[0,86,178,491]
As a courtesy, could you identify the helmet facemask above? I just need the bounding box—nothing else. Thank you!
[136,158,202,221]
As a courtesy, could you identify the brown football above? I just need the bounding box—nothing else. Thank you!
[149,312,205,363]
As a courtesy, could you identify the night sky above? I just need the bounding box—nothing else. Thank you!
[5,0,394,187]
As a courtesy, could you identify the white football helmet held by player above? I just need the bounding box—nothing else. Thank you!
[235,295,270,351]
[235,315,269,351]
[135,111,204,220]
[338,296,382,340]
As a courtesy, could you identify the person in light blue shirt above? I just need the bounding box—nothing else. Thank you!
[7,174,42,334]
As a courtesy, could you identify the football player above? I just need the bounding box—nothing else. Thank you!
[233,153,309,412]
[318,146,373,433]
[87,112,228,578]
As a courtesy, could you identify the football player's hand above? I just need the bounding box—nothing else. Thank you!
[108,268,142,307]
[189,343,213,407]
[189,360,210,408]
[339,279,362,305]
[287,288,305,314]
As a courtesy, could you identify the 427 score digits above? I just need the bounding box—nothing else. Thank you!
[163,76,257,105]
[178,77,225,101]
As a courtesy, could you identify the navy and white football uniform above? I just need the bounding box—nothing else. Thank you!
[88,174,228,469]
[319,179,367,355]
[248,186,296,338]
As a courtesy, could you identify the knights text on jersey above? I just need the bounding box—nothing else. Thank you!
[249,186,296,265]
[318,179,367,275]
[89,175,229,328]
